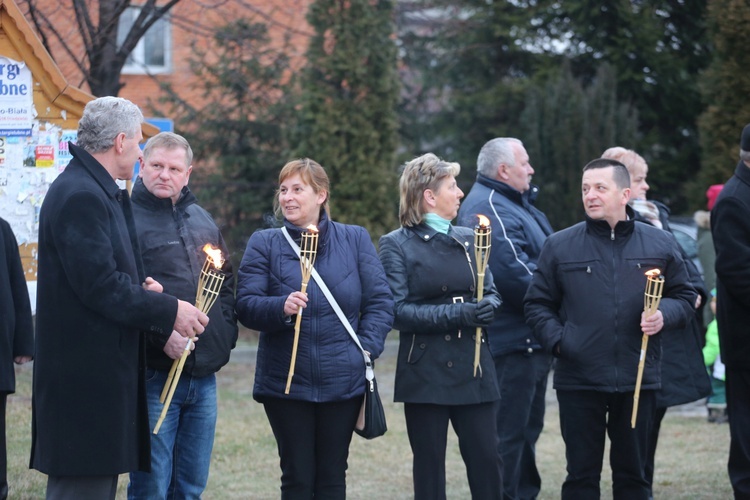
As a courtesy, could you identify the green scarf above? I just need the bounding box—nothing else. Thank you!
[424,212,451,234]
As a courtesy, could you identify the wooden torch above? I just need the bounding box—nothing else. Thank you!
[631,268,664,428]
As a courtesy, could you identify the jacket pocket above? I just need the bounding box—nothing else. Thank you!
[406,334,427,364]
[558,260,597,291]
[625,258,666,274]
[625,258,667,293]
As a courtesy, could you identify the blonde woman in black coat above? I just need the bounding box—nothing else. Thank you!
[379,153,503,500]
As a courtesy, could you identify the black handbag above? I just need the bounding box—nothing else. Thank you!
[354,361,387,439]
[282,227,387,439]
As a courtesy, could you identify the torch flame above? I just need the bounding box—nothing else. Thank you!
[306,224,319,233]
[645,268,661,277]
[203,244,224,269]
[476,214,490,228]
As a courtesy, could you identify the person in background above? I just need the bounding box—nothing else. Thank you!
[379,153,503,500]
[710,122,750,498]
[30,96,209,499]
[525,158,695,499]
[702,289,727,424]
[128,132,238,499]
[600,147,710,498]
[235,158,393,499]
[457,137,553,500]
[694,184,723,327]
[0,216,33,500]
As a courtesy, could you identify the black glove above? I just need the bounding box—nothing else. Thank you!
[475,297,495,324]
[459,298,495,327]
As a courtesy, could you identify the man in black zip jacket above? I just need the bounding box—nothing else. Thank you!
[524,158,695,500]
[128,132,237,499]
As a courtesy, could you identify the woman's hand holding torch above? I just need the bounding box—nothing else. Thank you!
[631,269,665,428]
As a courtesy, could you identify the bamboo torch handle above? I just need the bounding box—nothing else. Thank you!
[154,347,190,434]
[631,333,649,428]
[160,358,180,404]
[473,273,485,377]
[285,281,309,394]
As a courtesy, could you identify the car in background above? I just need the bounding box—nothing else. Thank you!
[669,216,703,276]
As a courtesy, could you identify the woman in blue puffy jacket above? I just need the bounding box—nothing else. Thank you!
[236,158,393,499]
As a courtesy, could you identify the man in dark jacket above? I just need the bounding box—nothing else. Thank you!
[458,137,553,500]
[128,132,237,499]
[0,217,33,499]
[30,97,209,499]
[525,158,695,500]
[711,123,750,498]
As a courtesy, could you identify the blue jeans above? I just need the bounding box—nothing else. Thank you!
[128,369,217,500]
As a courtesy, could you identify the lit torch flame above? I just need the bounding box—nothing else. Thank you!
[476,214,490,229]
[645,269,661,277]
[306,224,319,233]
[203,244,224,269]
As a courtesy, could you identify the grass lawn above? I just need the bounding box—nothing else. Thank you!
[6,329,733,499]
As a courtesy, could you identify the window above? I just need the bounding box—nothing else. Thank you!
[118,6,171,74]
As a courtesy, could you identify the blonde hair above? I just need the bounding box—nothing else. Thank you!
[399,153,461,227]
[601,147,647,177]
[143,132,193,166]
[273,158,330,220]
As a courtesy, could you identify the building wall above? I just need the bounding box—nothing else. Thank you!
[21,0,312,117]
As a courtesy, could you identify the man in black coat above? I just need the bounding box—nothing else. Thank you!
[525,158,695,500]
[711,123,750,498]
[30,97,209,499]
[0,217,33,499]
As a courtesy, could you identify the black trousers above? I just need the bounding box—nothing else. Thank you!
[494,352,551,500]
[644,405,668,494]
[726,369,750,498]
[557,389,654,500]
[262,396,361,500]
[404,401,502,500]
[45,475,118,500]
[0,393,6,500]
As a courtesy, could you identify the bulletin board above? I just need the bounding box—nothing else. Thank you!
[0,0,156,312]
[0,123,77,274]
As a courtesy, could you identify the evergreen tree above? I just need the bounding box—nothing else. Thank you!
[295,0,400,239]
[397,0,549,187]
[695,0,750,194]
[521,63,640,230]
[158,20,295,263]
[536,0,710,212]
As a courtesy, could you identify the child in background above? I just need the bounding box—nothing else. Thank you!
[703,288,728,423]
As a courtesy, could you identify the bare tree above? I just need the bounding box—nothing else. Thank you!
[21,0,182,96]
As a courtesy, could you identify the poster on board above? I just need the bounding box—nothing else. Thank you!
[0,56,32,137]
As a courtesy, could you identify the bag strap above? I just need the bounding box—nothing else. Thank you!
[281,227,374,381]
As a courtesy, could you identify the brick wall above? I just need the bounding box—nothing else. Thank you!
[22,0,312,119]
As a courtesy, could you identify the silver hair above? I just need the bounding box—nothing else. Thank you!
[477,137,523,177]
[76,97,144,154]
[740,148,750,163]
